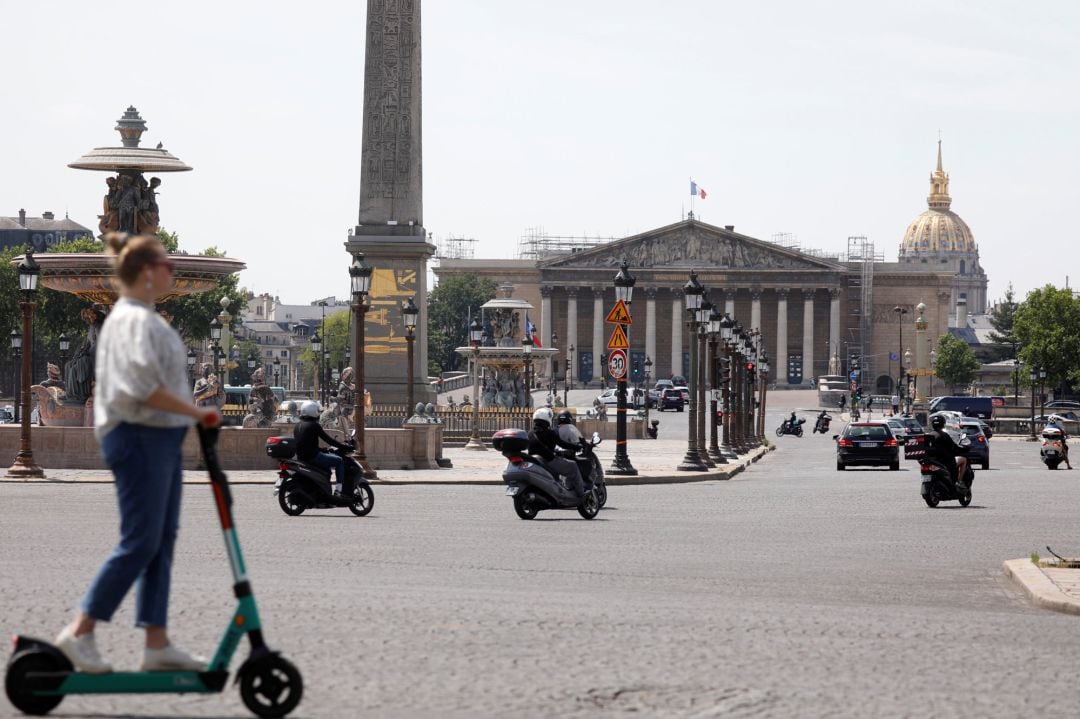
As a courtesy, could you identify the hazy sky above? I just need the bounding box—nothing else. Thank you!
[2,1,1077,308]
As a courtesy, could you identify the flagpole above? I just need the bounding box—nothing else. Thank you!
[689,176,694,217]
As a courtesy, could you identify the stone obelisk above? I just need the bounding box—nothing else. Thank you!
[346,0,436,406]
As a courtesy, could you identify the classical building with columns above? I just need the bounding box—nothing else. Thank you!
[437,217,962,394]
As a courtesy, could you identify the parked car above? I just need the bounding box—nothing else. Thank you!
[955,417,991,470]
[1045,400,1080,410]
[673,386,690,402]
[885,416,924,444]
[657,388,685,412]
[0,409,13,424]
[595,387,648,409]
[650,379,675,403]
[835,420,900,471]
[671,376,687,387]
[1034,411,1080,423]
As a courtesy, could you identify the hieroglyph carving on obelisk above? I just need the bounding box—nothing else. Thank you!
[358,0,423,231]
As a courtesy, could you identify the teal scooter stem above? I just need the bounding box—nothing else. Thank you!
[5,425,303,718]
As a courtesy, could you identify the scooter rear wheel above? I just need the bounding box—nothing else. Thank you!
[923,492,940,508]
[277,487,306,516]
[513,493,539,520]
[348,484,374,516]
[239,654,303,718]
[5,650,66,715]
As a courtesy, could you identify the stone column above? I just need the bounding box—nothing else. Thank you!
[829,288,842,369]
[671,289,684,378]
[802,288,815,384]
[592,288,604,386]
[775,288,789,386]
[540,285,553,349]
[724,289,736,319]
[566,287,579,358]
[645,287,657,372]
[750,288,762,332]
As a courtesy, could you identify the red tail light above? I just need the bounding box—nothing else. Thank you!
[977,436,986,444]
[920,464,936,473]
[509,456,523,464]
[884,438,897,447]
[279,461,288,471]
[267,436,282,444]
[838,438,853,447]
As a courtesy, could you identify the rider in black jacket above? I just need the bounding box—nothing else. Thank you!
[294,401,354,498]
[528,407,584,497]
[925,414,968,490]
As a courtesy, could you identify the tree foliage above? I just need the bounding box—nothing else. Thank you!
[427,275,498,375]
[934,333,980,393]
[985,283,1019,362]
[1013,284,1080,391]
[297,309,351,388]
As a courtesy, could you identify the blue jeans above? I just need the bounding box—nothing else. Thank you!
[81,423,187,628]
[311,452,346,492]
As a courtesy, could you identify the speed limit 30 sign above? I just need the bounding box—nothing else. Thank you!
[607,349,627,379]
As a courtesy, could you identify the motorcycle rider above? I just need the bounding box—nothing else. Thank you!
[556,410,593,487]
[925,413,969,491]
[529,407,584,498]
[786,410,799,433]
[1046,414,1073,469]
[814,409,830,432]
[294,400,354,500]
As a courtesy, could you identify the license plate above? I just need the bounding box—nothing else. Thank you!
[921,474,932,482]
[505,485,522,496]
[858,442,878,448]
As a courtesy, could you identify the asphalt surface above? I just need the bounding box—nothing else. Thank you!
[3,390,1079,718]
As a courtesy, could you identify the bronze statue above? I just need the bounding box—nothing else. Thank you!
[39,363,66,391]
[193,363,225,408]
[242,367,279,428]
[64,308,106,405]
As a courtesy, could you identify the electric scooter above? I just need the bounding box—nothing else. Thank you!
[5,426,303,718]
[266,436,374,517]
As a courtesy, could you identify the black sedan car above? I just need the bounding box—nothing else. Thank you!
[836,421,900,471]
[657,388,685,411]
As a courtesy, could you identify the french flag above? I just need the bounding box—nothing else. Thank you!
[691,180,707,199]
[525,313,542,347]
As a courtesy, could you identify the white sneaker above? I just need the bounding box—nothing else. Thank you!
[141,643,208,672]
[55,627,113,674]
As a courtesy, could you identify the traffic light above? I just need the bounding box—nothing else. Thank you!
[565,359,571,371]
[719,357,731,384]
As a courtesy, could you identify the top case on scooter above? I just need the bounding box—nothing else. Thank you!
[266,436,298,459]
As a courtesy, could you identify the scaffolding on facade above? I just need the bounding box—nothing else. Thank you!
[434,235,477,261]
[516,226,618,261]
[844,236,883,386]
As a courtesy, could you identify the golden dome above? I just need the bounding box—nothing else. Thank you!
[899,140,977,256]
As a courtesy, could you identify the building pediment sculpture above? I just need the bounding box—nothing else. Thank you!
[541,220,843,272]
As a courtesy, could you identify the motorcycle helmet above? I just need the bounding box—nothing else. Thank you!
[532,407,554,428]
[556,410,575,426]
[300,400,321,419]
[930,414,946,431]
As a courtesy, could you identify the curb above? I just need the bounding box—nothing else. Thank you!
[1003,558,1080,616]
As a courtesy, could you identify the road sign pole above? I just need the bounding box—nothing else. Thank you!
[608,326,637,476]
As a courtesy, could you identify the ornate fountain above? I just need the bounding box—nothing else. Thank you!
[15,107,245,426]
[455,283,557,409]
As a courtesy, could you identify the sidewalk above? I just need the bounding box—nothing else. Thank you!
[0,439,773,486]
[1004,558,1080,616]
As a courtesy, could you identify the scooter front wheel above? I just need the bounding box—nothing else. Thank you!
[239,654,303,718]
[348,484,374,516]
[959,490,972,507]
[775,426,785,437]
[277,486,306,516]
[578,490,600,520]
[5,650,66,715]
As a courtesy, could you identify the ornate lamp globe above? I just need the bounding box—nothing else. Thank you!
[350,253,373,298]
[683,272,703,312]
[402,296,419,332]
[613,261,636,304]
[59,332,70,353]
[18,250,40,293]
[311,333,322,355]
[468,318,483,345]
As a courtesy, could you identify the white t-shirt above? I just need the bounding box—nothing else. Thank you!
[93,297,194,440]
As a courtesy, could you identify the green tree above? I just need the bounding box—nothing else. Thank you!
[1013,284,1080,393]
[427,275,498,375]
[934,333,980,393]
[986,283,1019,362]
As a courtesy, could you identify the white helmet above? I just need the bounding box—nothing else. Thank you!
[300,400,321,419]
[532,407,554,427]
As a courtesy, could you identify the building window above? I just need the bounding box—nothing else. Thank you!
[959,259,966,274]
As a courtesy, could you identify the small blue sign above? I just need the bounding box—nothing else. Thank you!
[849,371,859,380]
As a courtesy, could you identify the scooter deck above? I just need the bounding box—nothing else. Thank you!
[25,669,229,695]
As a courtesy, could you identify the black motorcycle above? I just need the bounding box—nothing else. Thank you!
[813,412,833,434]
[266,436,374,516]
[920,456,974,507]
[776,417,806,437]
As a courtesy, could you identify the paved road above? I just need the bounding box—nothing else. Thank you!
[3,392,1079,717]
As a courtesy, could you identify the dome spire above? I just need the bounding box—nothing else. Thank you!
[927,138,951,210]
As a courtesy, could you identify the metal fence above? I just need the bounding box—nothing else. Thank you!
[366,403,532,444]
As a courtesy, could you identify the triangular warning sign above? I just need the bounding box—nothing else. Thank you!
[606,324,630,350]
[605,300,632,325]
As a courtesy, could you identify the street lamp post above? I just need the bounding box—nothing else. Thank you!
[696,296,714,466]
[929,349,937,399]
[187,347,197,385]
[8,250,44,477]
[1029,367,1038,440]
[564,344,574,407]
[550,329,559,403]
[678,272,707,471]
[403,296,419,418]
[903,349,912,414]
[759,351,770,440]
[1039,367,1047,425]
[310,332,323,403]
[707,307,727,463]
[523,334,534,408]
[719,315,736,457]
[348,252,377,477]
[643,355,653,438]
[1013,358,1020,406]
[209,316,223,386]
[893,306,908,395]
[10,329,21,423]
[465,318,486,450]
[609,261,638,475]
[58,332,70,375]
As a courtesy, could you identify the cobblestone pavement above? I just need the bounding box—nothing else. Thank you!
[3,392,1079,717]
